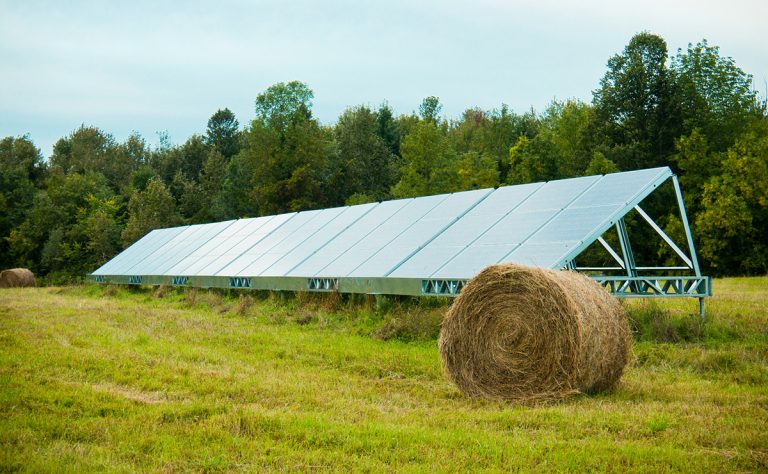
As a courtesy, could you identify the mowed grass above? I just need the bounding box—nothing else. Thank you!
[0,278,766,472]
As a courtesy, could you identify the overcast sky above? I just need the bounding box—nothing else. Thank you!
[1,0,766,158]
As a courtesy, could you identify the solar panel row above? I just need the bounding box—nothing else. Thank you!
[92,167,673,283]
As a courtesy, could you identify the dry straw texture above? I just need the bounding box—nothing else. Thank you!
[439,263,631,402]
[0,268,36,288]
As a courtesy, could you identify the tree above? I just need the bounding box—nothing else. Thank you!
[584,151,619,175]
[170,170,203,221]
[391,120,457,198]
[507,136,559,184]
[50,126,139,192]
[673,40,762,152]
[503,100,597,181]
[455,151,499,190]
[593,32,681,170]
[330,106,399,203]
[178,135,210,182]
[198,150,229,221]
[255,81,314,131]
[8,171,114,275]
[205,108,241,158]
[448,105,540,183]
[121,178,182,246]
[218,152,259,218]
[40,194,122,279]
[0,136,46,269]
[695,120,768,274]
[419,96,442,123]
[240,82,327,214]
[375,102,401,157]
[673,129,718,213]
[538,100,597,177]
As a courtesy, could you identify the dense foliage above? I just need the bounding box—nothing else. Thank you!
[1,34,766,281]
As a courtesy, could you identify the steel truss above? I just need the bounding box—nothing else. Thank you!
[88,173,710,317]
[419,175,711,317]
[573,174,709,317]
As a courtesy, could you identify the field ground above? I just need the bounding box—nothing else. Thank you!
[1,277,766,472]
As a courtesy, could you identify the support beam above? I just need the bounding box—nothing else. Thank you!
[615,218,637,278]
[634,205,693,269]
[597,237,626,269]
[672,175,702,276]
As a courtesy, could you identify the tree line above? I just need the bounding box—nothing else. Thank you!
[1,33,766,282]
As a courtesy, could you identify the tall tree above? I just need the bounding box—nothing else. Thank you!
[419,96,442,123]
[449,105,539,183]
[375,102,401,157]
[392,120,457,198]
[198,150,229,221]
[255,81,314,131]
[8,171,114,274]
[240,81,327,214]
[593,32,681,170]
[695,119,768,274]
[330,106,399,203]
[455,151,499,190]
[507,136,560,183]
[205,108,241,158]
[673,40,762,152]
[0,136,46,269]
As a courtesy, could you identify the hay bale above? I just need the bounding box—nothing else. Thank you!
[438,263,631,402]
[0,268,36,288]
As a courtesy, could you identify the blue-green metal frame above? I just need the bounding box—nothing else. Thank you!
[88,170,710,316]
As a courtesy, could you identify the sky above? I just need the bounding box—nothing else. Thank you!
[1,0,766,158]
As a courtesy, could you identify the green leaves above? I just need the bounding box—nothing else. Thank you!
[695,121,768,274]
[593,32,680,170]
[205,108,241,159]
[392,120,457,198]
[121,178,182,247]
[255,81,314,132]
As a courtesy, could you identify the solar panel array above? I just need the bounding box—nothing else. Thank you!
[91,167,673,293]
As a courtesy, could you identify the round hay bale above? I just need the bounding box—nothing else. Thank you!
[438,263,631,402]
[0,268,36,288]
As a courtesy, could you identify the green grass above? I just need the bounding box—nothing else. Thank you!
[1,278,766,472]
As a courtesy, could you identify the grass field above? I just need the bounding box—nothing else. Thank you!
[1,278,767,472]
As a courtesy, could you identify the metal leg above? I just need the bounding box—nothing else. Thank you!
[699,297,705,320]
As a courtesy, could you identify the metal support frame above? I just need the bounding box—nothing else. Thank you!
[88,172,710,316]
[593,275,711,298]
[573,174,709,318]
[615,218,637,278]
[673,175,706,319]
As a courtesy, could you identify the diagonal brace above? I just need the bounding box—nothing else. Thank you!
[598,237,626,269]
[634,205,693,269]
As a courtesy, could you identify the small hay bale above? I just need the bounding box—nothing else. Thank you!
[438,263,631,402]
[0,268,36,288]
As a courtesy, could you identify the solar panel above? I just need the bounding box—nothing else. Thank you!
[216,209,328,276]
[287,198,411,277]
[348,188,491,277]
[100,226,188,275]
[90,166,681,296]
[167,218,259,275]
[259,202,378,276]
[317,193,449,277]
[389,183,542,278]
[200,214,295,276]
[92,228,169,276]
[232,206,349,276]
